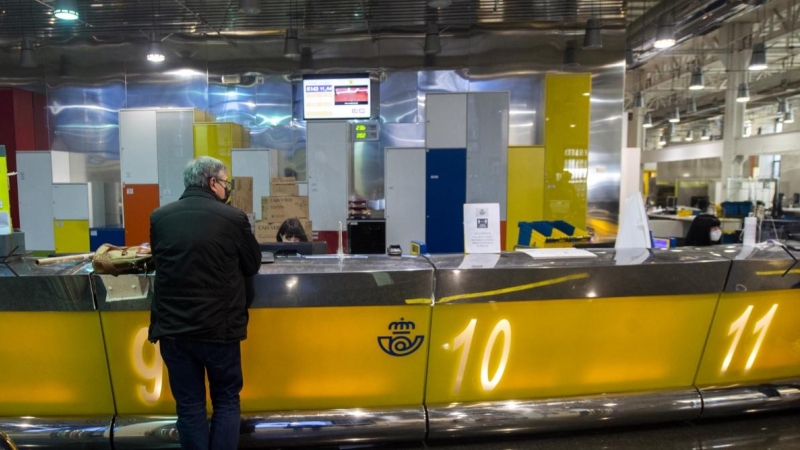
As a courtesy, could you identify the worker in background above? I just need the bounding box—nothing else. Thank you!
[149,156,261,450]
[276,218,308,242]
[685,214,723,246]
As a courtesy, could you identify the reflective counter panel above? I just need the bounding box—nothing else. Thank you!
[696,244,800,389]
[427,248,731,302]
[720,243,800,292]
[423,249,729,405]
[95,255,434,416]
[0,259,114,418]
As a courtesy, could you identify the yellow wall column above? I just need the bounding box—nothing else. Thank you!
[544,74,591,230]
[506,146,544,249]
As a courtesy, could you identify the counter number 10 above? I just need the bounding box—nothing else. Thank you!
[452,319,512,393]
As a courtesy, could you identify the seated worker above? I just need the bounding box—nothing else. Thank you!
[276,218,308,242]
[685,214,722,246]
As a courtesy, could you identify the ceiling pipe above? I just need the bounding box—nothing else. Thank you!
[626,0,761,69]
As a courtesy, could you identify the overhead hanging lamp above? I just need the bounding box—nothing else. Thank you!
[685,129,694,142]
[625,42,634,66]
[20,38,36,68]
[424,21,441,55]
[654,14,676,49]
[643,113,654,128]
[778,98,787,114]
[634,91,644,108]
[147,39,165,62]
[749,42,768,71]
[284,29,300,57]
[54,0,79,20]
[239,0,261,15]
[689,68,704,90]
[736,82,751,103]
[668,107,681,123]
[583,19,602,50]
[701,128,710,140]
[687,97,697,114]
[563,41,578,67]
[785,109,795,124]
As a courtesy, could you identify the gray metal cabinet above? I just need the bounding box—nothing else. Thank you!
[16,151,54,251]
[426,93,467,149]
[385,148,426,255]
[307,122,348,230]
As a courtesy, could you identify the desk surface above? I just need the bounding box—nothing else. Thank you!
[648,213,741,223]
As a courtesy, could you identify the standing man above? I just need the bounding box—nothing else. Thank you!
[149,156,261,450]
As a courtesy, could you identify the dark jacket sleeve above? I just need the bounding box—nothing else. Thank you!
[236,211,262,277]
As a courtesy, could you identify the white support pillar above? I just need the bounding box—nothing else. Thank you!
[721,24,749,182]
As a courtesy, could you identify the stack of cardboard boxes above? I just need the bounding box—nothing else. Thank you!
[255,177,311,243]
[230,176,255,233]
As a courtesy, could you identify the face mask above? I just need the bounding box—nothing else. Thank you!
[710,229,722,242]
[220,186,231,204]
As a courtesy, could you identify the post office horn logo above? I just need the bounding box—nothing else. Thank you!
[378,318,425,357]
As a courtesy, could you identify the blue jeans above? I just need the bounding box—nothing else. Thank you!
[160,338,243,450]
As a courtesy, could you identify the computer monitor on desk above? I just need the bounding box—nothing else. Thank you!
[260,242,326,257]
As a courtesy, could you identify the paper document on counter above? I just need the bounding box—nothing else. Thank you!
[517,248,597,259]
[463,203,501,254]
[458,253,501,269]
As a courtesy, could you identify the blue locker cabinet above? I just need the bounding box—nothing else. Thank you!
[426,149,467,253]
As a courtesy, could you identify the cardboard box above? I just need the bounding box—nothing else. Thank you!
[271,177,296,184]
[270,182,299,197]
[261,196,309,223]
[255,219,312,243]
[230,176,254,213]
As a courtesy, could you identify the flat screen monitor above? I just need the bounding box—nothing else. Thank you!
[303,74,371,120]
[690,196,710,210]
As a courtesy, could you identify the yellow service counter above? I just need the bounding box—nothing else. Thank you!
[1,245,799,448]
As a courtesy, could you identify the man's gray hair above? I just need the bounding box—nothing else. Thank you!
[183,156,227,188]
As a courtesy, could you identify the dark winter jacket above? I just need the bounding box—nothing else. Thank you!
[148,186,261,343]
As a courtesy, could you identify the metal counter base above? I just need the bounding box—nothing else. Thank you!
[428,381,800,440]
[700,378,800,418]
[3,383,800,448]
[112,406,426,449]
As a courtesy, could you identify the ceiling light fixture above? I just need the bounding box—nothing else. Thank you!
[583,19,602,50]
[654,14,676,49]
[147,40,165,62]
[786,110,795,124]
[689,68,704,90]
[658,133,667,145]
[424,22,441,55]
[20,38,36,68]
[736,82,750,103]
[643,112,653,128]
[701,128,710,140]
[685,130,694,141]
[625,43,634,66]
[54,0,80,20]
[749,42,768,71]
[284,29,300,58]
[687,97,697,114]
[563,41,579,67]
[778,99,787,114]
[668,107,680,123]
[238,0,261,15]
[634,91,644,108]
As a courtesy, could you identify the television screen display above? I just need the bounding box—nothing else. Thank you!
[303,74,371,120]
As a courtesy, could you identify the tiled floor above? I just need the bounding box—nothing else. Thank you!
[327,409,800,450]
